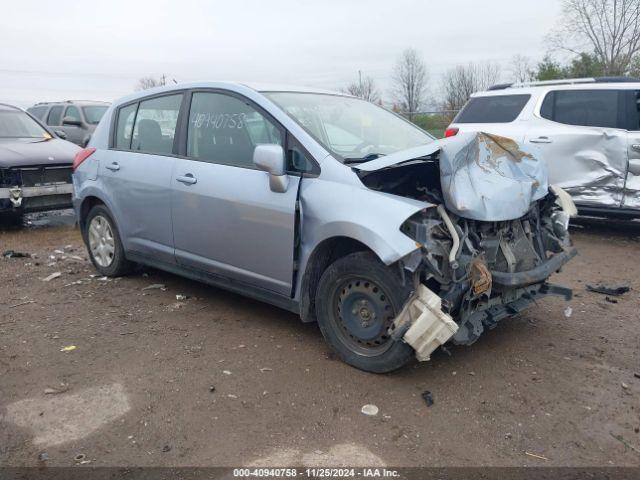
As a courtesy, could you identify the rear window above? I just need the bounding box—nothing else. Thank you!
[454,94,530,123]
[540,90,621,129]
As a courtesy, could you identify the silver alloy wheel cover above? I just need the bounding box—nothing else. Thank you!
[88,215,115,268]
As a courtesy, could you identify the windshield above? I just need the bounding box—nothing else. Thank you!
[0,110,50,139]
[82,105,108,124]
[264,92,434,162]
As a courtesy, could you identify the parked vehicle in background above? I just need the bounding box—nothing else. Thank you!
[0,103,79,222]
[447,78,640,219]
[28,100,109,147]
[72,82,576,373]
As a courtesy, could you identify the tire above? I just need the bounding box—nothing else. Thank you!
[315,251,414,373]
[83,204,133,277]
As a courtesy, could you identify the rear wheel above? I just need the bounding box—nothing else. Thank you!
[84,205,133,277]
[315,251,414,373]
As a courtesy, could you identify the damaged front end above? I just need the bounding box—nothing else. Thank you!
[354,132,577,361]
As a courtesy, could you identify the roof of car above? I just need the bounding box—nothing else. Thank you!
[31,100,111,107]
[0,103,22,112]
[112,81,350,106]
[474,77,640,98]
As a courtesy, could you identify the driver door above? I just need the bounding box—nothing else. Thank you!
[171,91,299,295]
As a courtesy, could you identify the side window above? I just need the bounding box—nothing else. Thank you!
[47,106,63,126]
[64,106,81,123]
[187,92,282,168]
[540,90,621,128]
[131,94,182,155]
[115,103,138,149]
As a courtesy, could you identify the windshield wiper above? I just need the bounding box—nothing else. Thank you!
[343,153,385,165]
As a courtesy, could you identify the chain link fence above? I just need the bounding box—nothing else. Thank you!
[399,110,459,138]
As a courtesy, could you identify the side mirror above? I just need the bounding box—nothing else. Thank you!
[54,130,67,140]
[253,144,289,193]
[62,116,81,127]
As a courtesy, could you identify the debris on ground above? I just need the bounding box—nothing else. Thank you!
[361,404,379,416]
[41,272,62,282]
[9,300,35,308]
[74,454,86,462]
[564,306,573,318]
[162,445,171,453]
[421,391,434,407]
[175,294,189,301]
[605,296,618,304]
[610,432,640,453]
[142,283,166,291]
[60,345,76,352]
[44,385,69,395]
[622,382,630,390]
[634,373,640,380]
[223,370,232,375]
[209,385,216,393]
[2,250,31,258]
[524,451,548,461]
[259,367,272,373]
[37,452,49,461]
[586,283,630,296]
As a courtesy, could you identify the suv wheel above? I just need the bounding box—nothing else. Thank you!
[316,251,414,373]
[84,205,133,276]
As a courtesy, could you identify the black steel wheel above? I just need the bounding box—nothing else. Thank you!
[316,251,414,373]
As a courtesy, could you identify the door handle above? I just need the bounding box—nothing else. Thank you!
[529,136,553,144]
[105,162,120,171]
[176,174,197,185]
[631,144,640,152]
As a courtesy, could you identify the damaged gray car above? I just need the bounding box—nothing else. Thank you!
[72,83,577,372]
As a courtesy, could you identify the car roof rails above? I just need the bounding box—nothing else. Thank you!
[489,76,640,91]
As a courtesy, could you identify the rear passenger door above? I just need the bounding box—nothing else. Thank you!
[102,93,184,264]
[525,89,628,208]
[171,90,300,296]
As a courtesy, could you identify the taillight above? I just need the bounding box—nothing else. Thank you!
[444,127,459,138]
[72,147,96,171]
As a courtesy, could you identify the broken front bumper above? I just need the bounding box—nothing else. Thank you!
[0,183,73,213]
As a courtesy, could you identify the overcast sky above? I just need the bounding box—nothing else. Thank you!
[0,0,562,108]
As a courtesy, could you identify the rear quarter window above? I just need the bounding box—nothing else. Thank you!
[454,94,531,123]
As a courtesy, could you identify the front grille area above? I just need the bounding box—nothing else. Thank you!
[0,166,72,187]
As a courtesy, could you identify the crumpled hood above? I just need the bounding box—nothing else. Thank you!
[354,132,548,221]
[0,137,80,168]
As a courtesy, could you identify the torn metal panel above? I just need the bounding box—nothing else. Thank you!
[438,132,548,221]
[354,132,548,222]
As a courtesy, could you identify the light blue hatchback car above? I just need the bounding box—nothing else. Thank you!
[72,82,576,372]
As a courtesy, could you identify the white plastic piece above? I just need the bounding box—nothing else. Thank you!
[550,185,578,217]
[401,284,459,362]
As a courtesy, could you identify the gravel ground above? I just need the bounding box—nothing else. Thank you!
[1,211,639,467]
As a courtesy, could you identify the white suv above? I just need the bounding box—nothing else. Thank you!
[447,78,640,218]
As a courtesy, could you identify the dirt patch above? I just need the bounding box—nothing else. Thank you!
[1,213,639,467]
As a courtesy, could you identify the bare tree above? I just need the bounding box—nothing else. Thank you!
[440,62,501,115]
[392,48,428,120]
[550,0,640,75]
[509,55,536,83]
[136,74,167,91]
[344,71,380,103]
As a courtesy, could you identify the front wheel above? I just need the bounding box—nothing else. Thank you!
[315,251,414,373]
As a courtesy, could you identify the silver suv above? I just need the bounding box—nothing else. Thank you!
[28,100,109,147]
[448,77,640,218]
[72,82,576,372]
